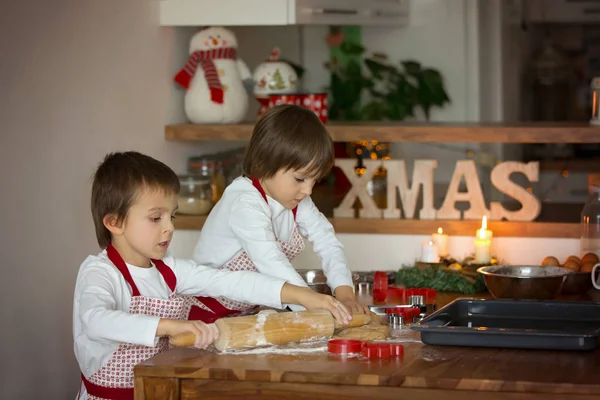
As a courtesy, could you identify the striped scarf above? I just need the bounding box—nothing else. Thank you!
[173,47,237,104]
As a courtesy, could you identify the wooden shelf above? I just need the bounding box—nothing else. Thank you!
[174,215,580,238]
[165,122,600,143]
[539,159,600,172]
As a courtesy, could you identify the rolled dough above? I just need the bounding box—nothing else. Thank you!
[333,323,390,341]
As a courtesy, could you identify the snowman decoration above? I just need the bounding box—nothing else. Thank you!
[174,27,252,124]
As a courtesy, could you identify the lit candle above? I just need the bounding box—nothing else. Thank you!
[431,227,449,257]
[474,216,492,264]
[420,240,439,263]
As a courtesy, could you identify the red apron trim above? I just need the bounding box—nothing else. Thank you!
[81,373,133,400]
[106,244,177,294]
[250,177,297,219]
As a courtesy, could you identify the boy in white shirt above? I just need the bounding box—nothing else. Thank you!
[73,151,350,400]
[190,104,370,322]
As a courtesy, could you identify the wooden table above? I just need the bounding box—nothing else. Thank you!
[135,291,600,400]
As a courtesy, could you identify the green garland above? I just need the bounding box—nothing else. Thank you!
[395,254,502,294]
[396,265,487,294]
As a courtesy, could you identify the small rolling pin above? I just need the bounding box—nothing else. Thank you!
[171,309,371,351]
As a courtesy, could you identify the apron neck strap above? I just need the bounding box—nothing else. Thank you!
[106,244,177,295]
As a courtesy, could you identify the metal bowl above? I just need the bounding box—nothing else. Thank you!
[562,271,594,294]
[477,265,571,300]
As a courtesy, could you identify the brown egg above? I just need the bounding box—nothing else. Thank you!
[581,261,596,273]
[563,259,581,272]
[581,252,599,265]
[565,255,581,266]
[541,256,560,267]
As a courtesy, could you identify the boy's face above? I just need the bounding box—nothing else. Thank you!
[260,167,316,209]
[112,188,178,267]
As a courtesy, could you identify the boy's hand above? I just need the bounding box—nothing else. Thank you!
[338,298,370,314]
[281,284,352,324]
[334,285,370,314]
[157,319,219,349]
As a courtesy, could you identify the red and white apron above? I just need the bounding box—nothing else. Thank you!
[78,244,187,400]
[188,178,305,322]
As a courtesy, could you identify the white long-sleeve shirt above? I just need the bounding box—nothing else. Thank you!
[192,177,354,303]
[73,250,285,383]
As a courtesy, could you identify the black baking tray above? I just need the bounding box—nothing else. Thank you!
[411,298,600,351]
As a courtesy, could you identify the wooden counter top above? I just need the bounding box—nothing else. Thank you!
[135,292,600,400]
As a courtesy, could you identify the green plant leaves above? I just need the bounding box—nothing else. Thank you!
[339,41,365,55]
[327,49,451,121]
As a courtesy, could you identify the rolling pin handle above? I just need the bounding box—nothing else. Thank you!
[170,332,196,347]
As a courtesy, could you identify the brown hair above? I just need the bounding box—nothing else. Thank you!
[91,151,180,249]
[243,104,334,180]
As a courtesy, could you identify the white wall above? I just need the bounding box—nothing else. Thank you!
[0,1,204,398]
[171,231,581,272]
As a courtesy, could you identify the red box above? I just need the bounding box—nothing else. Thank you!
[257,93,329,124]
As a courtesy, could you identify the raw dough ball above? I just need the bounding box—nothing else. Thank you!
[541,256,560,267]
[563,259,581,272]
[581,253,599,265]
[333,324,390,341]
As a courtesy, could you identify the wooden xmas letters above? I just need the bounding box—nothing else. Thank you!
[333,159,541,222]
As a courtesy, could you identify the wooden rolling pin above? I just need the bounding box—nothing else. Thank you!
[171,309,371,351]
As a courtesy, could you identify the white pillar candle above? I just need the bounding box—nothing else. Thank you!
[474,216,492,264]
[431,227,449,257]
[420,240,439,263]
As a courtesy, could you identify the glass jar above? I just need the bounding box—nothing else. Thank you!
[177,175,213,216]
[580,185,600,257]
[188,156,219,203]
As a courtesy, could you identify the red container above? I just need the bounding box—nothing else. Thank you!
[257,93,329,124]
[373,271,389,302]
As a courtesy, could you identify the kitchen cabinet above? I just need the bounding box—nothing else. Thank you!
[159,0,409,27]
[526,0,600,23]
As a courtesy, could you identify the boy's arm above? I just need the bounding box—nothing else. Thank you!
[296,197,369,313]
[173,258,351,322]
[296,197,354,291]
[76,266,160,347]
[173,257,286,309]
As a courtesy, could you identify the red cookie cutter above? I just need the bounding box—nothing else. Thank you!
[361,342,391,359]
[390,343,404,357]
[361,342,405,359]
[327,339,363,355]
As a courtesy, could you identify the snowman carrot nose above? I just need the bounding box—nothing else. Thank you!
[212,38,218,46]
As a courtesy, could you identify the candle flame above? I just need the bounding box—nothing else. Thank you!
[481,215,487,230]
[437,227,443,234]
[479,229,486,239]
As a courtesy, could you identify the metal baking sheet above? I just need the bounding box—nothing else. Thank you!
[411,298,600,351]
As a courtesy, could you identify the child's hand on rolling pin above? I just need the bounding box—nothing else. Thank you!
[281,284,352,324]
[334,285,371,314]
[157,319,219,349]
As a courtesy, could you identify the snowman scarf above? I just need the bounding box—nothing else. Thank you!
[174,47,237,104]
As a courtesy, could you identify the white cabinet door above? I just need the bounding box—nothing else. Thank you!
[526,0,600,23]
[159,0,409,27]
[160,0,292,26]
